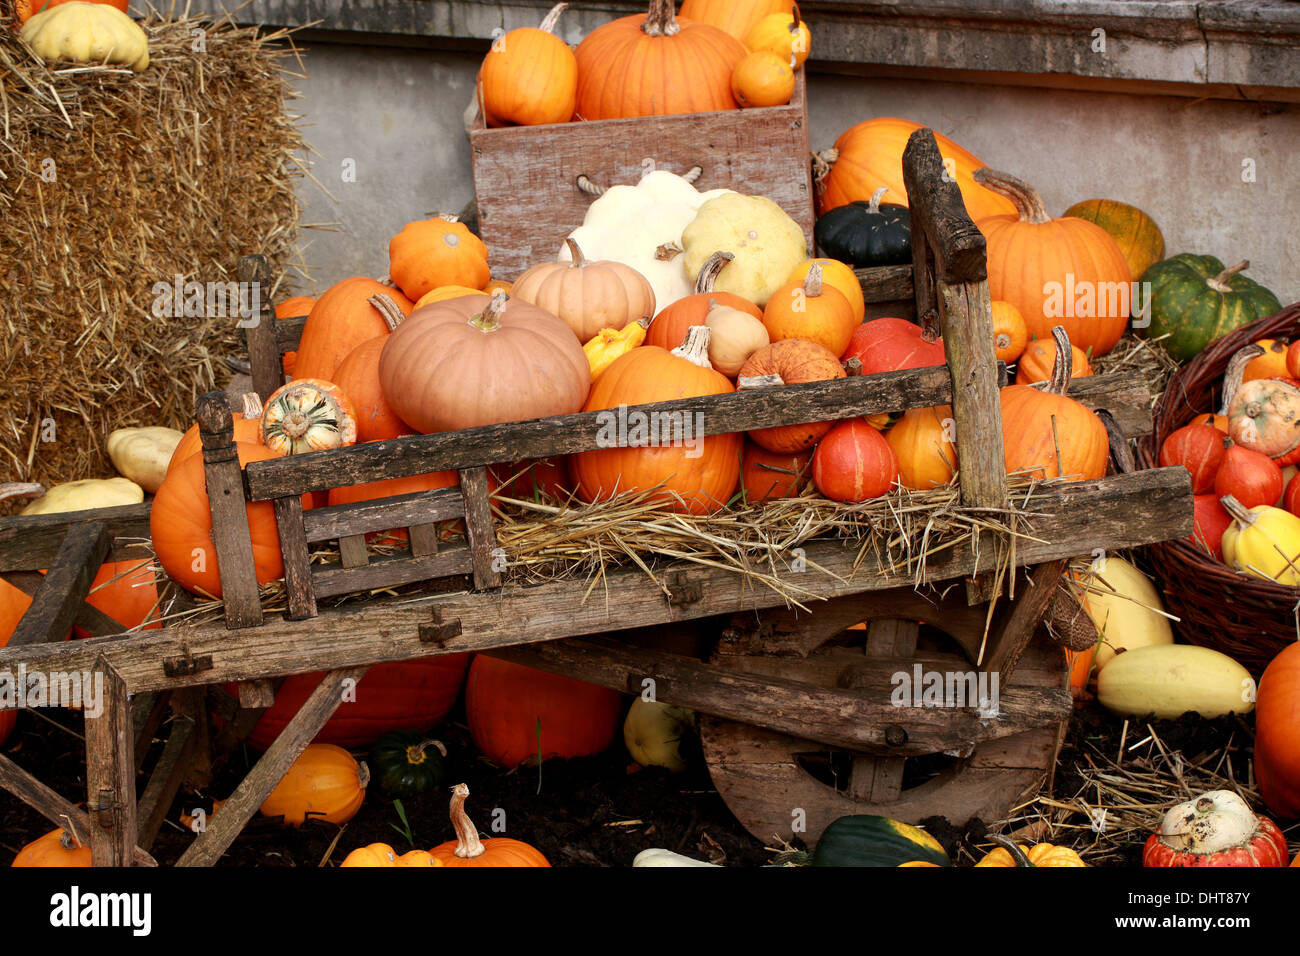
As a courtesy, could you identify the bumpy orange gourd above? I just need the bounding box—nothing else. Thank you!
[478,3,577,127]
[511,238,657,342]
[887,405,958,489]
[762,264,856,358]
[1000,328,1108,481]
[975,167,1132,357]
[431,784,551,867]
[574,0,746,120]
[738,339,845,453]
[817,117,1016,221]
[741,442,811,502]
[647,252,762,351]
[389,217,490,302]
[731,50,793,108]
[1016,337,1093,384]
[295,278,415,382]
[260,744,368,827]
[679,0,798,42]
[572,327,741,514]
[333,295,413,442]
[1229,376,1300,466]
[991,300,1028,363]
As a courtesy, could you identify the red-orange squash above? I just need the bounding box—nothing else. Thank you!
[431,783,551,867]
[843,316,946,376]
[812,418,899,502]
[295,278,414,382]
[1213,444,1283,510]
[465,656,623,768]
[1190,494,1231,560]
[738,339,846,453]
[488,457,572,501]
[1159,422,1230,495]
[741,442,811,502]
[1254,642,1300,819]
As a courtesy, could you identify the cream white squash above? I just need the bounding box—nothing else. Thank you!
[632,848,721,867]
[19,477,143,515]
[1097,644,1255,719]
[107,426,184,494]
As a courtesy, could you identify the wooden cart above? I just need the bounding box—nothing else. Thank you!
[0,131,1191,864]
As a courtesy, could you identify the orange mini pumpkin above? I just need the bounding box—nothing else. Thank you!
[737,339,846,453]
[261,744,369,827]
[1243,339,1290,382]
[389,216,490,303]
[431,784,550,867]
[1017,337,1093,384]
[887,405,958,490]
[787,257,866,324]
[813,418,899,503]
[511,238,657,342]
[992,300,1028,363]
[11,828,93,867]
[478,3,577,127]
[741,442,811,502]
[731,50,794,108]
[762,263,856,358]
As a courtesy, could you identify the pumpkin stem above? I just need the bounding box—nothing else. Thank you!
[919,310,941,345]
[0,482,44,503]
[538,2,567,33]
[1046,326,1073,396]
[241,392,264,421]
[656,242,684,261]
[867,186,888,215]
[280,411,310,440]
[790,6,802,32]
[989,834,1035,867]
[694,251,734,293]
[1219,494,1255,527]
[973,168,1051,225]
[811,147,839,189]
[438,213,461,224]
[564,237,588,269]
[1219,344,1265,416]
[803,262,824,297]
[408,738,447,764]
[737,373,786,388]
[842,356,863,377]
[1207,259,1249,293]
[470,292,509,332]
[368,293,407,332]
[642,0,681,37]
[357,761,371,789]
[448,783,487,859]
[672,326,715,369]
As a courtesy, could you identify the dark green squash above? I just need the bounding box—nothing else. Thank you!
[811,814,952,867]
[1137,254,1281,362]
[369,732,446,798]
[814,187,912,268]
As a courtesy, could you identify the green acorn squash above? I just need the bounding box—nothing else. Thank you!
[811,814,952,867]
[1137,255,1281,362]
[813,187,912,268]
[369,732,446,798]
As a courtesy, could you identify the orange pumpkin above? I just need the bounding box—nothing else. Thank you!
[151,442,309,598]
[1228,376,1300,466]
[340,843,398,867]
[813,418,899,502]
[573,0,746,120]
[572,327,741,514]
[679,0,799,43]
[260,744,368,826]
[737,339,846,453]
[11,828,92,867]
[762,263,856,358]
[647,251,762,351]
[1214,444,1283,510]
[333,295,413,443]
[478,3,577,127]
[510,238,657,342]
[741,442,811,502]
[76,559,160,637]
[887,405,958,489]
[788,257,866,324]
[327,470,461,546]
[1255,641,1300,819]
[168,393,264,474]
[389,217,491,302]
[1243,339,1290,382]
[1017,337,1093,384]
[414,285,484,308]
[484,279,513,295]
[844,316,946,375]
[466,656,623,768]
[816,117,1016,221]
[1000,328,1108,482]
[745,7,811,67]
[975,167,1132,357]
[992,300,1028,363]
[0,577,33,746]
[431,784,550,867]
[295,278,414,382]
[276,295,316,320]
[731,50,794,108]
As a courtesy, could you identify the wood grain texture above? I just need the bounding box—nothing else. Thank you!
[849,619,920,802]
[274,495,316,620]
[84,658,135,867]
[301,487,464,543]
[459,467,502,590]
[311,549,474,598]
[0,503,149,573]
[135,710,196,851]
[901,128,988,283]
[176,666,368,867]
[9,523,108,647]
[470,69,813,276]
[983,559,1069,678]
[855,264,914,304]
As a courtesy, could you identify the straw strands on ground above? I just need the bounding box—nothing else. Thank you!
[0,7,306,492]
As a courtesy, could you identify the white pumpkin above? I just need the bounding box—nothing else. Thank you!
[107,426,184,494]
[561,170,733,313]
[632,848,721,867]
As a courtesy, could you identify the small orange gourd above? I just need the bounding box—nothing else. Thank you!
[762,263,856,358]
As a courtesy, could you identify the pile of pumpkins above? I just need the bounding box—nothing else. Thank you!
[478,0,811,126]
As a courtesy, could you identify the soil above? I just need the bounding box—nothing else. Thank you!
[0,698,1256,867]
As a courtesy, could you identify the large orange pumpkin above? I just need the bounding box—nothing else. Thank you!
[646,251,762,351]
[816,117,1016,222]
[431,783,551,867]
[678,0,797,42]
[1254,642,1300,819]
[389,217,490,303]
[572,327,741,514]
[168,393,265,474]
[478,3,577,127]
[76,559,160,637]
[260,743,368,826]
[333,295,413,443]
[887,405,958,489]
[465,656,623,768]
[738,338,845,453]
[975,167,1132,357]
[150,442,309,598]
[295,278,414,382]
[574,0,746,120]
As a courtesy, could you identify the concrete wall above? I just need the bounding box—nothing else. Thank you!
[287,42,1298,304]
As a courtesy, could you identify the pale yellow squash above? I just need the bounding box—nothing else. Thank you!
[1073,557,1173,670]
[107,426,184,494]
[1097,644,1255,719]
[623,698,694,773]
[20,477,143,515]
[21,3,150,72]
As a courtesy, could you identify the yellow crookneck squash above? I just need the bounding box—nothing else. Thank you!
[583,317,649,381]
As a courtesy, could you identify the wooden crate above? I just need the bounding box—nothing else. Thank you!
[469,70,814,278]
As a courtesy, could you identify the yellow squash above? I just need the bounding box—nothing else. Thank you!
[107,426,184,494]
[19,477,143,515]
[975,840,1086,867]
[1072,556,1173,670]
[583,317,648,381]
[1097,644,1255,720]
[1220,496,1300,585]
[21,3,150,72]
[623,698,694,773]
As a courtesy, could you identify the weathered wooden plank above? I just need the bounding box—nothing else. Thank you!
[276,312,308,354]
[490,636,1069,755]
[408,523,439,558]
[132,691,170,773]
[0,753,156,866]
[471,69,812,276]
[176,666,368,867]
[135,711,197,852]
[0,467,1192,696]
[855,264,914,304]
[0,502,151,572]
[849,619,920,802]
[459,467,502,590]
[175,687,214,790]
[84,658,135,867]
[301,487,465,543]
[237,679,278,709]
[1064,374,1153,437]
[239,255,283,403]
[338,534,369,569]
[4,569,127,638]
[196,394,263,628]
[274,496,316,620]
[311,549,474,599]
[902,128,988,283]
[9,524,110,647]
[982,560,1070,678]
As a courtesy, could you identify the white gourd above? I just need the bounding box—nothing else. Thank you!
[632,848,722,867]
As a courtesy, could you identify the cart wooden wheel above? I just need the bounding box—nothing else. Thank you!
[699,587,1072,847]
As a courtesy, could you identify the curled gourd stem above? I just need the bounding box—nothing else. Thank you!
[407,739,447,764]
[867,186,888,215]
[449,783,486,859]
[538,2,567,33]
[672,326,714,369]
[564,237,589,269]
[694,251,734,293]
[1219,344,1265,416]
[368,293,407,332]
[1207,259,1249,293]
[642,0,680,37]
[470,292,510,332]
[737,373,785,389]
[990,834,1035,867]
[812,147,839,187]
[656,242,684,261]
[0,482,44,503]
[791,6,803,32]
[241,392,264,420]
[803,262,824,297]
[438,213,460,224]
[1047,326,1073,396]
[1219,493,1254,527]
[973,167,1051,225]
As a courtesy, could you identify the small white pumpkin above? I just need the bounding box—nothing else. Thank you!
[19,477,143,516]
[632,848,721,867]
[107,426,184,494]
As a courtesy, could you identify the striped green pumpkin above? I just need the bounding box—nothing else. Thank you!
[811,815,952,867]
[1137,254,1281,362]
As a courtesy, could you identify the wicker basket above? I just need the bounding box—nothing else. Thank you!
[1137,303,1300,675]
